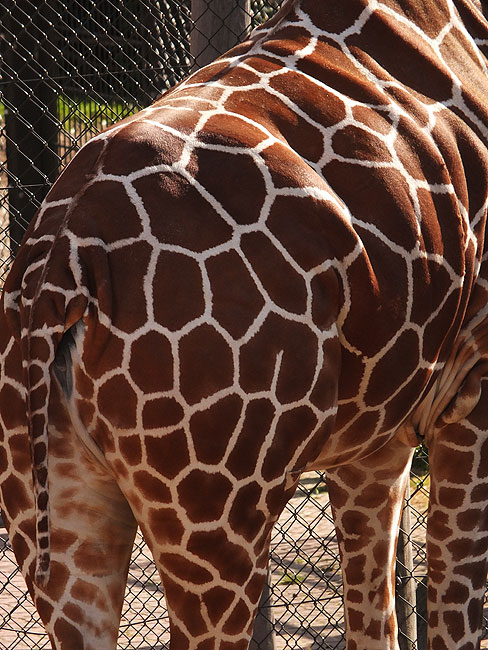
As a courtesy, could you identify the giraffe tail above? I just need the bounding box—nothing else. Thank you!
[25,295,88,586]
[8,252,89,586]
[25,328,56,587]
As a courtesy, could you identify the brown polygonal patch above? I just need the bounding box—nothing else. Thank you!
[190,394,243,465]
[341,235,409,357]
[98,374,137,429]
[187,528,253,585]
[267,194,356,271]
[222,599,251,635]
[118,435,142,466]
[53,617,84,650]
[434,445,474,485]
[159,552,213,585]
[1,475,32,520]
[133,470,172,503]
[129,331,173,393]
[332,125,392,163]
[160,575,208,636]
[365,329,420,407]
[438,487,466,509]
[145,429,190,480]
[107,242,152,333]
[262,406,318,480]
[442,610,465,643]
[82,324,125,380]
[102,122,186,176]
[344,554,367,587]
[91,417,116,455]
[410,256,453,326]
[239,313,319,403]
[206,250,265,339]
[455,560,487,591]
[226,399,276,480]
[199,112,266,149]
[148,507,184,545]
[347,10,453,101]
[270,69,347,129]
[46,138,104,202]
[394,116,449,184]
[240,231,308,314]
[0,384,26,430]
[134,172,233,252]
[142,397,184,430]
[310,337,340,410]
[302,0,365,33]
[262,25,314,57]
[202,586,235,626]
[298,48,384,107]
[224,86,324,163]
[8,433,31,475]
[153,251,205,331]
[69,181,143,244]
[228,482,265,542]
[468,597,483,634]
[36,598,54,626]
[177,469,233,523]
[74,367,94,399]
[195,148,266,225]
[179,324,234,405]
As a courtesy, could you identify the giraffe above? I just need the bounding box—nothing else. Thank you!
[1,0,488,648]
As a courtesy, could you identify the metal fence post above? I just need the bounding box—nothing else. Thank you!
[191,0,251,68]
[2,0,59,250]
[249,567,276,650]
[396,482,417,650]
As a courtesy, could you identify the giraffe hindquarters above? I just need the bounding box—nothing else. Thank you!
[327,434,415,650]
[2,382,138,650]
[427,377,488,650]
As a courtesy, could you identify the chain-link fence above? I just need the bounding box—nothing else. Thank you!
[0,1,479,649]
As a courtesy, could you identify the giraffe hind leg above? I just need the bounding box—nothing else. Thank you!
[44,387,138,650]
[327,434,415,650]
[427,376,488,650]
[1,362,138,650]
[137,513,272,650]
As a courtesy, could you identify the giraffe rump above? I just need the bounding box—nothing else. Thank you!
[3,1,488,648]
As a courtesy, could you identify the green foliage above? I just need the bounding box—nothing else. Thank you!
[58,95,139,131]
[278,569,306,585]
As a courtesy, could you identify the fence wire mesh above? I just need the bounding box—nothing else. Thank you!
[0,1,484,649]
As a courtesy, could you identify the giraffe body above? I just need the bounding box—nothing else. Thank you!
[2,0,488,648]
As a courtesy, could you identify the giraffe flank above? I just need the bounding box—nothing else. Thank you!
[2,0,488,648]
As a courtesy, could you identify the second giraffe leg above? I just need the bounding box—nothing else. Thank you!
[327,435,415,650]
[427,377,488,650]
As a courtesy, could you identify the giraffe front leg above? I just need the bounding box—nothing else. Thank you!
[427,378,488,650]
[327,435,415,650]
